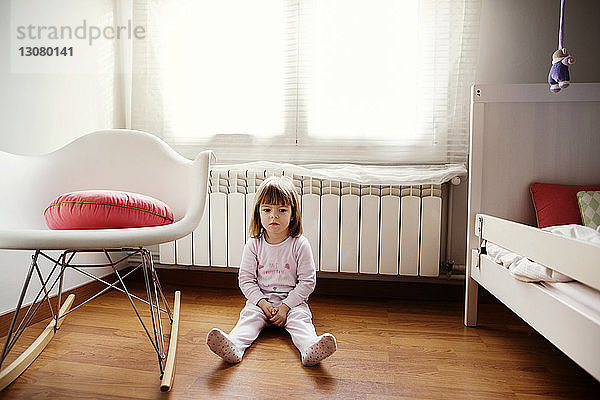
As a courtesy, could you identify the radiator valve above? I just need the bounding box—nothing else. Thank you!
[440,260,455,277]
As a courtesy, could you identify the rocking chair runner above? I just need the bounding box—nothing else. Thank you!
[0,130,214,391]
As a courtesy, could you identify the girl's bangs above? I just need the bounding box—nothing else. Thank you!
[259,184,293,206]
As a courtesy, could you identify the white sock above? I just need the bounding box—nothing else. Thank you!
[301,333,337,366]
[206,328,243,363]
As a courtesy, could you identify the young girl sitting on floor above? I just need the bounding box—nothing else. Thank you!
[206,176,337,366]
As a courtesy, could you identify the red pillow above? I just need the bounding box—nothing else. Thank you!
[530,182,600,228]
[45,190,174,230]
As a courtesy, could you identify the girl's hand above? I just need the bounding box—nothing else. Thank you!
[270,303,290,327]
[257,299,275,318]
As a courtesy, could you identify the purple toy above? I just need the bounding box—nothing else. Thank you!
[548,0,575,93]
[548,49,575,92]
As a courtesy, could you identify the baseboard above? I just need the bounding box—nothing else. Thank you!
[0,269,126,338]
[153,267,494,302]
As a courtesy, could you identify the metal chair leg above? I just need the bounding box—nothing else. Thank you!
[0,251,39,369]
[1,247,180,390]
[141,249,165,377]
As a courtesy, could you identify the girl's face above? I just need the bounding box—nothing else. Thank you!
[259,203,292,240]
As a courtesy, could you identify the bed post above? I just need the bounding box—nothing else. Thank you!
[464,86,484,326]
[464,215,481,326]
[464,216,481,326]
[464,270,479,326]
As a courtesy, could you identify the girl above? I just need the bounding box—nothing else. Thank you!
[206,176,337,366]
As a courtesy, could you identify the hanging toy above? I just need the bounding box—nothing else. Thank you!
[548,0,575,92]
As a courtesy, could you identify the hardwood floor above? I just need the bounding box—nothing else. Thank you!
[0,283,598,399]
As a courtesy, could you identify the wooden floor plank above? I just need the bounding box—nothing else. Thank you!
[0,284,598,399]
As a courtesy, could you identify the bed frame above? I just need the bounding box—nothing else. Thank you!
[464,83,600,381]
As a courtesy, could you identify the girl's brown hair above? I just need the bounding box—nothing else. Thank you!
[249,176,302,238]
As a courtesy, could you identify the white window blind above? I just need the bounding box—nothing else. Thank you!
[131,0,480,164]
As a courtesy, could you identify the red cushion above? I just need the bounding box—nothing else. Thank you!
[44,190,174,230]
[530,182,600,228]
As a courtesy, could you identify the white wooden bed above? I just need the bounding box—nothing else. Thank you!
[464,83,600,381]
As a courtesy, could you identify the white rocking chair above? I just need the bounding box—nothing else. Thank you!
[0,129,214,391]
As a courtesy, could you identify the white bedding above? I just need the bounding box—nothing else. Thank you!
[486,224,600,283]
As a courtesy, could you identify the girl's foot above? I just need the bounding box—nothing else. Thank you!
[206,328,243,363]
[302,333,337,366]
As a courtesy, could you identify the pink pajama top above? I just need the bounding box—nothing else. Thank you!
[238,235,316,309]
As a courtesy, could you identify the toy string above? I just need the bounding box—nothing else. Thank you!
[558,0,565,50]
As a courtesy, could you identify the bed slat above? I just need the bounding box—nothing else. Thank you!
[478,214,600,291]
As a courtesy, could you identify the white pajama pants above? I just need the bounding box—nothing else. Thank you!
[228,300,318,355]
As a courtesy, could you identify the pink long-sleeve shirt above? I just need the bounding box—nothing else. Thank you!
[238,235,316,309]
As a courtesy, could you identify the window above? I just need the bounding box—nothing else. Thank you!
[131,0,480,164]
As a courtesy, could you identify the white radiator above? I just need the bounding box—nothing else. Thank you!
[159,169,443,277]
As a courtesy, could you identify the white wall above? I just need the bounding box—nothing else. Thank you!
[476,0,600,84]
[0,0,125,155]
[0,0,125,314]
